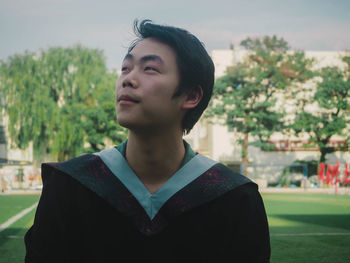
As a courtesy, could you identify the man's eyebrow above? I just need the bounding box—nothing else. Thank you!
[123,53,133,61]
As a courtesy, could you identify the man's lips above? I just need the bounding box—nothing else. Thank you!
[118,95,140,104]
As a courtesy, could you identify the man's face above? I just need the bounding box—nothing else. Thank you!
[116,38,185,133]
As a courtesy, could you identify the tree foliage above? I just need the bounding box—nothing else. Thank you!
[209,35,314,166]
[0,45,127,163]
[292,55,350,162]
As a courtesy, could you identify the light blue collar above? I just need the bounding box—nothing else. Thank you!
[94,148,217,220]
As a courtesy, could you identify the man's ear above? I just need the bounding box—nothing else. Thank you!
[182,86,203,110]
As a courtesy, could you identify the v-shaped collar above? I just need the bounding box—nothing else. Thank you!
[44,151,253,235]
[94,148,218,220]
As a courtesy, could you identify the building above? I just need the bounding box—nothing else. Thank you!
[185,49,350,185]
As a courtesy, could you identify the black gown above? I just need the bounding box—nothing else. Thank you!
[25,152,270,262]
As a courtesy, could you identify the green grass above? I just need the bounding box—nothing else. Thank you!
[0,193,349,262]
[0,195,40,263]
[0,195,40,224]
[0,209,37,263]
[262,193,350,263]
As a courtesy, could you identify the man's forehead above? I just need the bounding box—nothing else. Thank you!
[124,38,176,62]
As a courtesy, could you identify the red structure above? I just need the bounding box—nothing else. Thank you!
[318,162,325,183]
[319,161,350,189]
[326,164,333,185]
[332,161,341,184]
[344,163,350,186]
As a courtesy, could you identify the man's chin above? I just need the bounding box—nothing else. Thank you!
[116,118,132,129]
[117,118,142,130]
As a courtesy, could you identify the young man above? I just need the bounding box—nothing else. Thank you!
[25,20,270,262]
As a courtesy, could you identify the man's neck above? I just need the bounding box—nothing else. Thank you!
[125,129,185,194]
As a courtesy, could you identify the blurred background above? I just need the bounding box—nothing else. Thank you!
[0,0,349,191]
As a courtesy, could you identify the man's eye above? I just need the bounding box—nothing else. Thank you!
[145,66,158,72]
[121,67,128,72]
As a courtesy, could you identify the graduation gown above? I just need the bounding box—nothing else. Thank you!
[25,147,270,262]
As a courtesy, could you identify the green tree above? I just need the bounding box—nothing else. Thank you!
[292,55,350,162]
[0,45,127,163]
[209,36,313,173]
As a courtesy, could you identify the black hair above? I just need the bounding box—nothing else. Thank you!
[128,19,215,134]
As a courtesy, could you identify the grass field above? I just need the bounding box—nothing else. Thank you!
[0,193,349,262]
[265,193,350,263]
[0,195,40,263]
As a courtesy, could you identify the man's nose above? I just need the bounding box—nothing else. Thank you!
[122,70,138,89]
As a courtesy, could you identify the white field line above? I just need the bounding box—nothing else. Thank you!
[271,232,350,237]
[0,202,38,233]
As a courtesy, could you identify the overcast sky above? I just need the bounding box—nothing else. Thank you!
[1,0,350,69]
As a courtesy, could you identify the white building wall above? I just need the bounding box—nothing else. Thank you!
[211,124,239,162]
[305,51,347,70]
